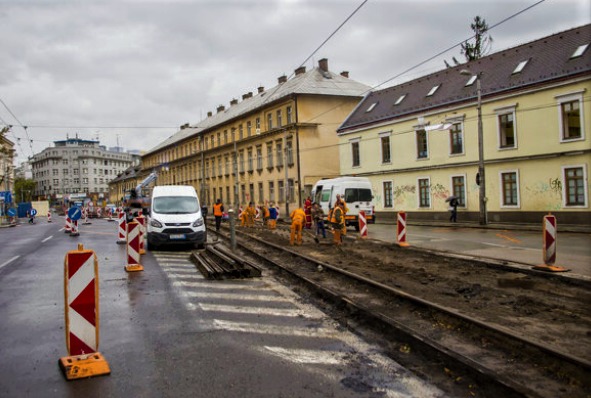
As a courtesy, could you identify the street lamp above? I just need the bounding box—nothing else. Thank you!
[460,69,487,225]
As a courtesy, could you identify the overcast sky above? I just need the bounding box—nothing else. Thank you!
[1,0,589,164]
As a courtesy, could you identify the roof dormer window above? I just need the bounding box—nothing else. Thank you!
[366,102,378,112]
[571,43,589,59]
[426,85,440,97]
[394,94,406,105]
[512,59,529,74]
[465,75,477,86]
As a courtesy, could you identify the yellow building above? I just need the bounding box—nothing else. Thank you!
[141,59,369,215]
[337,25,590,226]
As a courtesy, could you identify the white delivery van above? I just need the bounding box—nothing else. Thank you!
[147,185,207,249]
[311,176,375,230]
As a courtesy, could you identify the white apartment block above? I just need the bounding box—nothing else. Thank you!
[31,138,137,199]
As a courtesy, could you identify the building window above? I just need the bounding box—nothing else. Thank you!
[239,124,244,140]
[500,171,519,207]
[383,181,393,208]
[276,142,283,167]
[247,121,252,137]
[267,143,274,168]
[218,156,223,177]
[224,155,230,176]
[380,133,391,164]
[277,110,282,127]
[217,133,221,146]
[418,178,430,208]
[224,130,228,144]
[288,179,295,202]
[286,106,293,124]
[286,140,294,166]
[557,93,584,142]
[247,149,253,172]
[258,182,264,203]
[563,166,587,207]
[267,113,273,130]
[351,139,360,167]
[497,110,516,149]
[239,150,245,173]
[278,180,285,202]
[249,183,255,203]
[226,186,231,204]
[450,122,464,155]
[256,146,263,170]
[451,175,466,206]
[416,129,428,159]
[268,181,275,202]
[255,118,260,132]
[241,184,246,204]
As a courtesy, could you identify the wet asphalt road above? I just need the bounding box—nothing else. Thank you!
[0,218,443,398]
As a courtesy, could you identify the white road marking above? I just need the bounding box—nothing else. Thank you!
[213,319,336,338]
[184,291,290,302]
[262,346,345,364]
[0,256,20,270]
[42,235,53,243]
[198,303,318,318]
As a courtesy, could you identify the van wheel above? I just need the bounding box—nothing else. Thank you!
[194,242,205,250]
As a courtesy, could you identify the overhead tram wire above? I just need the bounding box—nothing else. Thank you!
[0,114,27,159]
[0,97,34,157]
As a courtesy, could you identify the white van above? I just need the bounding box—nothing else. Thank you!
[311,176,374,230]
[147,185,207,249]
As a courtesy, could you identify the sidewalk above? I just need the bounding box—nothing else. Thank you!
[377,219,591,234]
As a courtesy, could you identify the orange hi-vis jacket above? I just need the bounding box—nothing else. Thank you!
[290,208,306,224]
[213,203,224,217]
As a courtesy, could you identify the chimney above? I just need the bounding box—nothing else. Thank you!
[230,98,238,106]
[278,75,287,84]
[257,86,265,93]
[318,58,328,72]
[217,105,225,113]
[340,71,349,78]
[242,93,249,100]
[207,111,212,117]
[295,66,306,76]
[180,123,189,130]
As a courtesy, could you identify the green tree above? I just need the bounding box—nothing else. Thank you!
[14,178,37,203]
[446,16,493,67]
[461,16,493,61]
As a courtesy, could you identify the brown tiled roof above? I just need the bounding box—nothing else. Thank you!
[338,24,591,133]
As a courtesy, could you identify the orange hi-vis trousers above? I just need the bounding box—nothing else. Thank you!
[290,220,303,245]
[268,219,277,229]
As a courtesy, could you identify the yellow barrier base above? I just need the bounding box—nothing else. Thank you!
[140,249,146,255]
[59,352,111,380]
[125,264,144,272]
[532,264,570,272]
[397,242,410,247]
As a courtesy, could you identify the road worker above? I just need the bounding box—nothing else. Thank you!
[268,202,278,229]
[213,198,224,231]
[262,202,270,227]
[289,206,306,246]
[330,201,346,246]
[244,202,256,227]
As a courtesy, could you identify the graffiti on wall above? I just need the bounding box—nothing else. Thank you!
[524,177,563,211]
[430,183,450,200]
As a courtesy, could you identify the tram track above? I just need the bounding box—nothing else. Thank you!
[208,224,590,398]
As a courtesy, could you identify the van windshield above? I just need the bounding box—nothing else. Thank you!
[153,196,199,214]
[344,188,373,202]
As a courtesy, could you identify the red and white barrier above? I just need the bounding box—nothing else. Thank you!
[70,219,80,237]
[116,211,127,244]
[136,214,146,255]
[125,221,143,272]
[65,216,72,234]
[97,208,102,219]
[534,214,569,272]
[396,211,410,247]
[48,211,52,223]
[358,210,368,239]
[59,244,110,380]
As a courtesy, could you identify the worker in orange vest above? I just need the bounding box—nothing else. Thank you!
[330,201,346,246]
[289,207,306,246]
[244,202,256,227]
[213,199,224,231]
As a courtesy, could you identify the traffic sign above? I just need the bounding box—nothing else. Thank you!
[7,208,16,217]
[68,207,82,221]
[30,209,38,216]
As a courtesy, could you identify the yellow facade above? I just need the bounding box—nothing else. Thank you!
[340,80,590,224]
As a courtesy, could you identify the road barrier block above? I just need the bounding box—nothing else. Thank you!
[396,211,410,247]
[70,220,80,237]
[125,221,143,272]
[358,210,368,239]
[65,217,72,234]
[59,244,110,380]
[48,211,52,223]
[533,214,569,272]
[116,211,126,244]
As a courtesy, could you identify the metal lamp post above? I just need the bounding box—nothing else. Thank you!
[461,69,487,225]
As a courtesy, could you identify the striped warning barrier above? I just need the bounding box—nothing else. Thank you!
[59,244,110,380]
[533,214,569,272]
[116,211,126,244]
[136,214,146,255]
[65,216,72,234]
[125,221,143,272]
[358,210,368,239]
[70,219,80,237]
[396,211,410,247]
[48,211,52,223]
